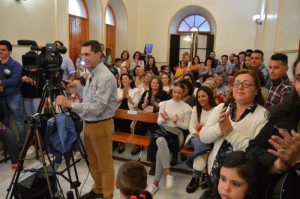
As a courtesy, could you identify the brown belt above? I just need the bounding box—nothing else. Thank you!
[85,117,111,124]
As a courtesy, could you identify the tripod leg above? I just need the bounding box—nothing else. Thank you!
[35,129,55,198]
[6,128,34,199]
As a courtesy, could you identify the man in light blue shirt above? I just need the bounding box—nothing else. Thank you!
[56,40,117,199]
[251,49,271,89]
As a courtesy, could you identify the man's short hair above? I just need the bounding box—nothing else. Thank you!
[253,49,264,59]
[221,55,228,59]
[55,40,64,47]
[115,58,122,63]
[81,40,101,54]
[245,49,253,54]
[117,161,147,197]
[270,53,288,66]
[0,40,12,51]
[238,51,246,56]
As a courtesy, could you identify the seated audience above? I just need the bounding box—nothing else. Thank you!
[135,65,145,87]
[199,57,215,78]
[244,54,252,69]
[121,50,131,71]
[147,82,192,195]
[115,74,140,153]
[251,49,271,89]
[115,161,152,199]
[130,51,145,73]
[248,67,268,101]
[106,48,113,67]
[185,86,217,193]
[185,53,192,68]
[181,79,196,107]
[183,73,201,96]
[137,71,153,97]
[265,53,292,110]
[209,51,220,68]
[215,55,234,83]
[161,72,172,96]
[133,76,169,155]
[201,151,263,199]
[189,56,202,80]
[216,75,228,99]
[247,56,300,199]
[200,69,267,187]
[174,59,191,81]
[203,80,221,104]
[114,57,123,77]
[145,56,159,76]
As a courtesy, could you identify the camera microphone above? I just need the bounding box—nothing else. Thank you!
[3,69,11,80]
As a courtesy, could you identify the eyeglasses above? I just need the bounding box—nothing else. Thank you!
[232,81,256,88]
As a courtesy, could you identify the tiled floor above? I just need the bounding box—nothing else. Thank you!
[0,145,205,199]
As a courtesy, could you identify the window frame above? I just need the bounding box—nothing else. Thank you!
[177,13,212,35]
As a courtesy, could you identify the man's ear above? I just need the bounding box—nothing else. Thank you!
[115,179,119,189]
[145,183,148,189]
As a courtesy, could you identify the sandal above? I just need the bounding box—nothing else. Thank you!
[200,169,208,189]
[186,177,199,193]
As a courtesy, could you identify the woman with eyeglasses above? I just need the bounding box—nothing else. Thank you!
[200,69,267,187]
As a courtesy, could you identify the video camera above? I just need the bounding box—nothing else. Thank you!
[18,40,65,85]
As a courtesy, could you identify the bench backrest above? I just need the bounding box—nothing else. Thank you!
[114,109,158,124]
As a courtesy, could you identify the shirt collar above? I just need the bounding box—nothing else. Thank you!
[272,75,289,85]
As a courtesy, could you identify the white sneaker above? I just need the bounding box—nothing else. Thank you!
[166,175,174,189]
[148,184,159,195]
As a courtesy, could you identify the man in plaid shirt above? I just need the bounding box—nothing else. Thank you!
[265,53,292,110]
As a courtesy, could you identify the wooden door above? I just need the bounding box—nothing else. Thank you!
[106,24,116,62]
[69,15,89,64]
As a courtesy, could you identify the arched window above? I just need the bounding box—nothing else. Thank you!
[106,5,115,26]
[69,0,87,18]
[177,14,211,33]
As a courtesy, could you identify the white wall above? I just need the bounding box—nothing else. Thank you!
[136,0,259,65]
[255,0,299,77]
[86,0,103,42]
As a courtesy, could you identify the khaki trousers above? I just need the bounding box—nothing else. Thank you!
[83,118,114,199]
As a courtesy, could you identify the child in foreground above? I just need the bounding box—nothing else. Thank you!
[116,161,153,199]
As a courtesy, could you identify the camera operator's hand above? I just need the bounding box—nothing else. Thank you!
[65,79,81,88]
[56,95,73,108]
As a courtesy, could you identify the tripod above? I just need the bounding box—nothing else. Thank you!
[6,82,89,199]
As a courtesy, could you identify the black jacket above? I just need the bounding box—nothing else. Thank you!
[247,117,300,199]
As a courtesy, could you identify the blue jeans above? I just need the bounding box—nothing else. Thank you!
[188,136,212,178]
[23,97,40,116]
[0,94,27,145]
[0,127,19,164]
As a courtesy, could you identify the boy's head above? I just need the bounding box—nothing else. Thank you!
[115,58,122,67]
[116,161,147,197]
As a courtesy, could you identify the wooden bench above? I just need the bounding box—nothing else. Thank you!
[113,109,193,155]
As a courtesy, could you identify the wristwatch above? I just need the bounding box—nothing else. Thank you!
[293,161,300,171]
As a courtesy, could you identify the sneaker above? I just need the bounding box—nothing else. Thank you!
[80,189,103,199]
[131,145,141,155]
[12,162,25,170]
[166,175,174,189]
[148,184,159,195]
[186,177,199,193]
